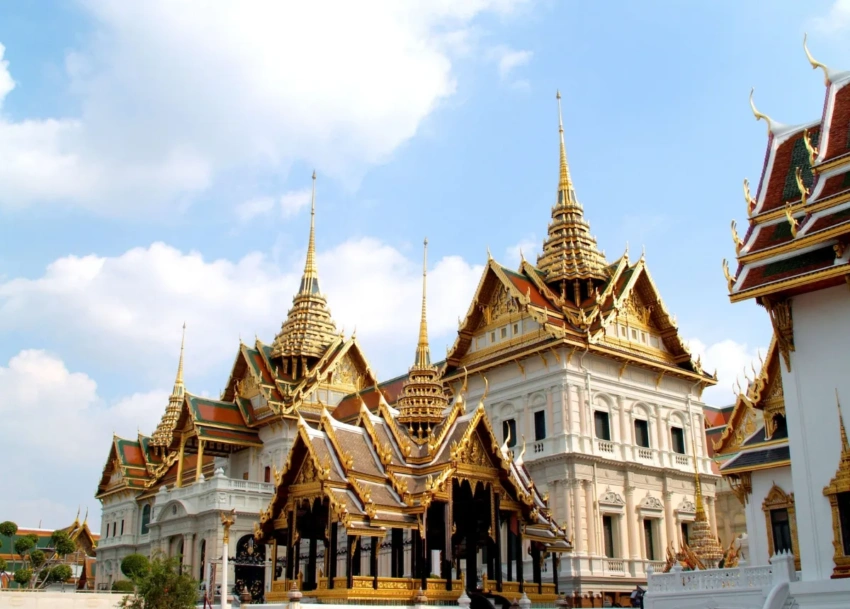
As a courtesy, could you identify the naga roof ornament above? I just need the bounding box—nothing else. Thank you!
[536,90,608,287]
[396,238,450,441]
[272,171,339,360]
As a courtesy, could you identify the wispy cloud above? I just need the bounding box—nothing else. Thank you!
[810,0,850,34]
[235,188,313,224]
[489,45,533,88]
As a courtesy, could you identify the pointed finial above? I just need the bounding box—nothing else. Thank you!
[414,238,431,368]
[519,247,525,263]
[837,389,849,453]
[556,89,575,205]
[749,88,775,135]
[83,507,88,525]
[624,241,629,260]
[487,245,492,260]
[175,322,187,387]
[803,33,831,86]
[300,171,320,294]
[641,244,646,261]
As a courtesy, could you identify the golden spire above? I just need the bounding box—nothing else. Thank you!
[151,324,188,448]
[397,238,449,442]
[272,171,339,363]
[687,424,723,568]
[301,170,320,295]
[415,238,430,368]
[837,389,849,454]
[537,90,608,288]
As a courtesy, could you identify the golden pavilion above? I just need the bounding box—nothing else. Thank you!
[255,241,572,603]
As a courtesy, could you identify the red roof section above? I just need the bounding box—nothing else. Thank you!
[825,85,850,161]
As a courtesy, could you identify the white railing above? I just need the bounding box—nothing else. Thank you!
[649,564,773,593]
[637,447,653,460]
[597,440,614,454]
[97,534,137,548]
[604,559,625,575]
[674,454,689,466]
[533,441,544,454]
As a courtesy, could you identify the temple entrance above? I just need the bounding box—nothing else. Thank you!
[232,534,266,602]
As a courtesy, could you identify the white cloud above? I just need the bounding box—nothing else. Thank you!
[0,0,529,214]
[0,43,14,106]
[811,0,850,34]
[687,338,766,407]
[235,196,275,223]
[280,188,313,218]
[504,236,538,268]
[0,349,167,530]
[496,47,533,80]
[0,239,484,381]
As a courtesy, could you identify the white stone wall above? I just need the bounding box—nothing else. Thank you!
[460,345,717,590]
[783,284,850,582]
[744,466,793,567]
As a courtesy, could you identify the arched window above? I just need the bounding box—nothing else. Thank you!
[140,504,151,535]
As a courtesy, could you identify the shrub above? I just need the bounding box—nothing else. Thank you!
[122,554,196,609]
[13,568,32,587]
[121,554,150,580]
[112,579,135,592]
[49,564,73,583]
[50,531,76,557]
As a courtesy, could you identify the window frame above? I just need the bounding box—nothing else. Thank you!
[533,410,546,441]
[634,419,651,449]
[594,410,611,441]
[670,426,686,454]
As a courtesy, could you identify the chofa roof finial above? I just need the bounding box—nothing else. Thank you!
[803,33,831,86]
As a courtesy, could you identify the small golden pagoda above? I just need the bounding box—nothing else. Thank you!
[256,240,571,603]
[150,322,186,450]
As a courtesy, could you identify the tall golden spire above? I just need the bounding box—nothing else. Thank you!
[152,323,187,448]
[397,238,448,442]
[272,172,339,366]
[414,238,430,368]
[301,170,320,295]
[537,90,608,289]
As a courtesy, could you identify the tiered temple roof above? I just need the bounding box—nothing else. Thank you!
[727,39,850,340]
[439,93,715,389]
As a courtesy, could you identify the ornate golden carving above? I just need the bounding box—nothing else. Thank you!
[764,299,794,372]
[744,178,756,216]
[623,291,653,326]
[803,127,820,167]
[803,33,831,86]
[722,259,737,292]
[824,390,850,578]
[731,220,743,254]
[785,203,800,238]
[762,483,801,571]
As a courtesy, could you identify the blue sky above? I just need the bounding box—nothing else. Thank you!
[0,0,847,530]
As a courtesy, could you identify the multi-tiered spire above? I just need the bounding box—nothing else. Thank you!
[687,427,724,568]
[397,239,449,441]
[271,172,339,374]
[536,91,608,297]
[152,323,187,448]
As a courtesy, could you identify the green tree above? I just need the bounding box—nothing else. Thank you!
[13,568,32,587]
[0,521,17,563]
[121,553,150,580]
[0,557,7,572]
[50,531,76,558]
[28,550,46,569]
[49,564,72,583]
[14,536,35,560]
[112,580,135,592]
[122,553,196,609]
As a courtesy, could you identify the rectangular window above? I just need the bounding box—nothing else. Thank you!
[242,472,249,480]
[643,519,656,560]
[681,522,690,546]
[634,419,650,448]
[619,325,626,337]
[603,515,616,558]
[631,328,638,340]
[513,323,519,335]
[120,520,124,536]
[838,491,850,555]
[264,466,271,483]
[112,522,117,537]
[770,508,793,554]
[503,419,517,448]
[534,410,546,441]
[641,331,648,344]
[490,331,496,343]
[500,327,508,339]
[594,411,611,441]
[671,426,686,454]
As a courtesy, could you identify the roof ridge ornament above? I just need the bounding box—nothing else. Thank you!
[749,88,776,136]
[803,33,831,86]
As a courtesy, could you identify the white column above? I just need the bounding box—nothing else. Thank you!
[578,385,588,438]
[221,550,229,609]
[663,489,676,552]
[571,480,582,554]
[583,480,597,555]
[624,486,639,560]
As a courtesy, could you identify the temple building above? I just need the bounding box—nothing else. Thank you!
[647,36,850,609]
[341,92,721,606]
[94,173,380,597]
[0,512,99,590]
[255,241,572,603]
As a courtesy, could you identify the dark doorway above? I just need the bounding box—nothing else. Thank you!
[232,534,266,602]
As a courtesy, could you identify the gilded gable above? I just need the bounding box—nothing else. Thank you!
[329,354,364,391]
[477,284,522,330]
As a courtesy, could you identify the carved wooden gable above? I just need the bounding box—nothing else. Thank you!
[477,283,522,330]
[329,353,364,391]
[619,289,657,330]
